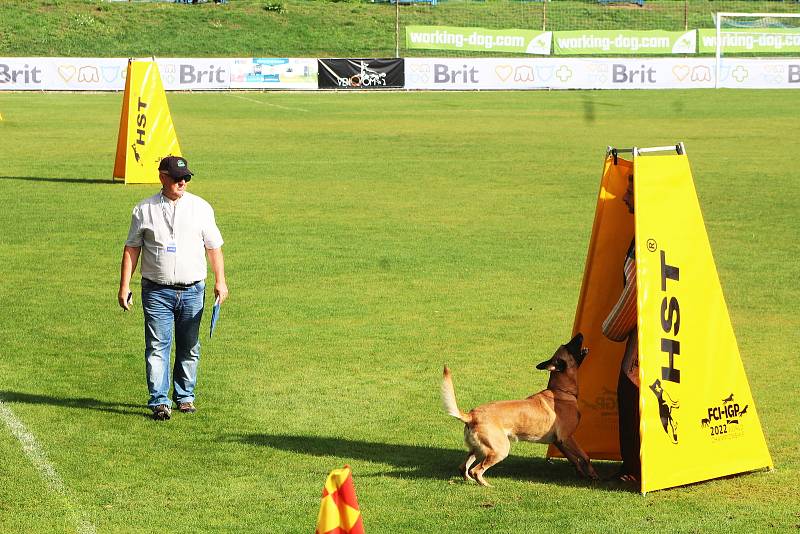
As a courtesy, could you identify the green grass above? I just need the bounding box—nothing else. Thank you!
[0,90,798,532]
[1,0,799,57]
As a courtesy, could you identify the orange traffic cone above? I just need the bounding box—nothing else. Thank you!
[315,465,365,534]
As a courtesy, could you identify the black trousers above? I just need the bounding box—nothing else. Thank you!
[617,370,641,477]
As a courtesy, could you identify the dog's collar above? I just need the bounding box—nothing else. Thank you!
[550,386,578,397]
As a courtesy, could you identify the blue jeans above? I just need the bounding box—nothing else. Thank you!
[141,279,205,408]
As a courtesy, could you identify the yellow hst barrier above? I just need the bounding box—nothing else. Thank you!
[113,59,182,184]
[550,144,772,493]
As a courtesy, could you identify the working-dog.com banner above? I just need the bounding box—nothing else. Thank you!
[317,59,404,89]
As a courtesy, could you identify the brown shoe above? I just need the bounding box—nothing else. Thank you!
[178,402,196,414]
[151,404,172,421]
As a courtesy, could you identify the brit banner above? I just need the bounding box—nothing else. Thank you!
[0,57,127,91]
[317,59,404,89]
[2,56,799,90]
[404,57,800,90]
[155,58,231,90]
[405,58,717,90]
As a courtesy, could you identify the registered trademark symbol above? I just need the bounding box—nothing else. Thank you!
[647,239,657,252]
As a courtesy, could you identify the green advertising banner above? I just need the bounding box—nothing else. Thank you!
[553,30,697,55]
[405,26,552,55]
[698,28,800,54]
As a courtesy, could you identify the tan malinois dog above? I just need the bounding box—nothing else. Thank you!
[442,333,597,486]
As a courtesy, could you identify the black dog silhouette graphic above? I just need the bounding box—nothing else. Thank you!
[722,393,734,404]
[649,379,679,444]
[130,142,141,163]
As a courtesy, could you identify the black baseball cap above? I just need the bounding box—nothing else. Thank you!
[158,156,193,181]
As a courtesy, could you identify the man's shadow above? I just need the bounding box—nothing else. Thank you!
[229,433,594,486]
[0,391,143,418]
[0,176,115,185]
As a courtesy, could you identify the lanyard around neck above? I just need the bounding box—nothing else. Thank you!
[160,194,176,240]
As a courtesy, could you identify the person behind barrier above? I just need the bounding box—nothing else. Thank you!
[118,156,228,421]
[601,174,641,485]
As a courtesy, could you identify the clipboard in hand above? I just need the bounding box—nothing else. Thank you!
[209,296,221,338]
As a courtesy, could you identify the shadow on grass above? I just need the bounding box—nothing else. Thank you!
[230,433,605,487]
[0,176,116,185]
[0,390,145,418]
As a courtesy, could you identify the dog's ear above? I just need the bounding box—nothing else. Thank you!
[537,356,566,372]
[564,332,584,359]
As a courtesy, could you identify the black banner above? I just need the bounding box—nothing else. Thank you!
[318,59,404,89]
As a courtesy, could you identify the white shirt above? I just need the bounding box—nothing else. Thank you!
[125,191,223,285]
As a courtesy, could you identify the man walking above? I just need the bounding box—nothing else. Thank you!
[118,156,228,421]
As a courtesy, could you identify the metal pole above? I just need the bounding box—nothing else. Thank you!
[636,144,686,155]
[542,0,547,32]
[715,12,722,89]
[608,145,684,156]
[607,147,636,155]
[395,0,400,58]
[684,0,688,31]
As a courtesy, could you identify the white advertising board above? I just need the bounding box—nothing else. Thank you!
[405,57,800,90]
[0,57,233,91]
[2,57,799,90]
[0,57,127,91]
[156,58,232,90]
[717,58,800,89]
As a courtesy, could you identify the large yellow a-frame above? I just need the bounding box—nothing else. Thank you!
[553,143,773,493]
[113,59,182,184]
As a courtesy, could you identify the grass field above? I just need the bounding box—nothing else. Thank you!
[2,0,800,57]
[0,89,799,532]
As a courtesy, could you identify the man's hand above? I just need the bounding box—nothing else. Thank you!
[214,281,229,305]
[119,246,140,311]
[206,246,228,305]
[118,288,133,311]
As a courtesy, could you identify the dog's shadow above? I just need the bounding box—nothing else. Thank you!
[230,433,596,486]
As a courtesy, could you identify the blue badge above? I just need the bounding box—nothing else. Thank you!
[167,244,177,253]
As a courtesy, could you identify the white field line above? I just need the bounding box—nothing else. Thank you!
[0,399,96,534]
[226,92,310,112]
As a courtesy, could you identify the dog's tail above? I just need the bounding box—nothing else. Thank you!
[442,366,472,424]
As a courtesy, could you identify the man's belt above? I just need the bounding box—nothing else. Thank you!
[143,278,201,290]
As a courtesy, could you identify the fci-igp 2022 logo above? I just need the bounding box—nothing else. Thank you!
[701,392,750,440]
